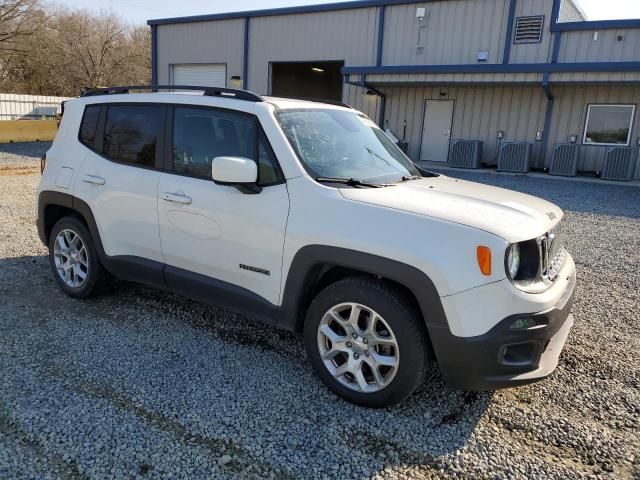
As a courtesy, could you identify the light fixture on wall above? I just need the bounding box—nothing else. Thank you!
[365,90,377,96]
[569,134,578,144]
[230,75,242,88]
[311,67,325,73]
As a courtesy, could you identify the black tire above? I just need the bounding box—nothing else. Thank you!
[48,216,105,299]
[304,276,429,408]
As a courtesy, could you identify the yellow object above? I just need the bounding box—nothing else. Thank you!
[0,120,58,143]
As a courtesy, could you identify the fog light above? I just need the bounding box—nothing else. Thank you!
[510,318,538,330]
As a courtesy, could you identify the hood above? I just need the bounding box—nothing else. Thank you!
[339,175,563,243]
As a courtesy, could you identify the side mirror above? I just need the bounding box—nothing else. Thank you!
[211,156,261,194]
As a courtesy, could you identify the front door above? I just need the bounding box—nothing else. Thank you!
[420,100,454,162]
[157,105,289,306]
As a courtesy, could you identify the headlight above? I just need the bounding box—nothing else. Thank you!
[505,240,543,291]
[507,243,520,278]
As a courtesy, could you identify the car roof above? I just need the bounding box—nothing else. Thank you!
[71,90,353,113]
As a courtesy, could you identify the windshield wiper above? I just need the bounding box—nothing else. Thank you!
[315,176,393,188]
[398,175,422,182]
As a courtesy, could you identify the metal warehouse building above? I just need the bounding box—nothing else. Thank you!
[148,0,640,181]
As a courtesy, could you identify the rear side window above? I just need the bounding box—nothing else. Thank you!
[103,105,163,167]
[172,106,283,185]
[79,105,101,149]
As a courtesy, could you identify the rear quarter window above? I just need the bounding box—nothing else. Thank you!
[79,105,101,149]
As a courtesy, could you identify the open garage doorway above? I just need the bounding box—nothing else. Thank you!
[270,61,344,101]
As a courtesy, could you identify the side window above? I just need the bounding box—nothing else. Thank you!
[103,105,163,167]
[172,107,284,185]
[79,105,101,149]
[173,107,255,178]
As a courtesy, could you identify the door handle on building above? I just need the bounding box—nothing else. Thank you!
[83,175,106,185]
[162,192,192,205]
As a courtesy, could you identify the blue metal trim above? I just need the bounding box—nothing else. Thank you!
[151,24,158,85]
[551,18,640,32]
[376,5,385,66]
[502,0,517,64]
[551,0,561,25]
[148,0,436,26]
[243,17,250,90]
[342,61,640,75]
[551,32,562,63]
[540,73,554,167]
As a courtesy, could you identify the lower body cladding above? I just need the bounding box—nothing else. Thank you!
[430,261,577,391]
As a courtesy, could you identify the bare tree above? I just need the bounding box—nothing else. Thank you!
[0,5,151,96]
[0,0,43,82]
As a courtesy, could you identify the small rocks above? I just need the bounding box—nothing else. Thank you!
[0,148,638,479]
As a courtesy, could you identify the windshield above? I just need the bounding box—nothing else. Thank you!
[276,109,420,184]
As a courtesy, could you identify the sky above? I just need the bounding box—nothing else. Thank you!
[51,0,640,25]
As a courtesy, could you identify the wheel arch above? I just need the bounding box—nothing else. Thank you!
[278,246,449,337]
[38,191,105,257]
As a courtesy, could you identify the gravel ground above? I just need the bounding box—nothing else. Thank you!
[0,144,639,479]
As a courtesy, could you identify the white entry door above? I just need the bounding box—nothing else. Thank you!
[420,100,454,162]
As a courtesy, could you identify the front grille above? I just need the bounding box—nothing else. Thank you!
[538,222,565,283]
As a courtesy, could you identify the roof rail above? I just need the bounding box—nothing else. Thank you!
[271,96,353,109]
[80,85,263,102]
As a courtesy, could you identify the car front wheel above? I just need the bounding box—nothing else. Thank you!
[304,277,429,407]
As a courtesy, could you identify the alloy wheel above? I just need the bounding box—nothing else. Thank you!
[317,302,399,393]
[53,229,89,288]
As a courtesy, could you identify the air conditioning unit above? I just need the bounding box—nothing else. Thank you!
[448,140,483,169]
[601,147,637,181]
[497,142,532,173]
[549,144,579,177]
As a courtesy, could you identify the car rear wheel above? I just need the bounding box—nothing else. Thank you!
[49,216,104,299]
[304,277,429,407]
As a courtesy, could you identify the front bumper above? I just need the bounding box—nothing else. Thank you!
[430,266,576,391]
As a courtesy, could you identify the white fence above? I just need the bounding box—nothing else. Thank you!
[0,93,72,120]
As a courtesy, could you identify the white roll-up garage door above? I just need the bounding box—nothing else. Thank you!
[171,64,227,88]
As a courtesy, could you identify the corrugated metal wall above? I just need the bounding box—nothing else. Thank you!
[156,19,245,85]
[509,0,554,64]
[558,29,640,63]
[547,85,640,178]
[248,8,379,94]
[379,85,548,163]
[382,0,511,65]
[0,93,70,120]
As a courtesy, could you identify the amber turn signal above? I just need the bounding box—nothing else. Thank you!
[476,246,492,276]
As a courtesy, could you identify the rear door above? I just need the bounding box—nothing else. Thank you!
[74,103,166,264]
[157,105,289,305]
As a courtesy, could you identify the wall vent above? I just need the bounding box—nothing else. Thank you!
[549,144,579,177]
[601,147,637,181]
[448,140,483,168]
[514,16,544,44]
[498,142,532,173]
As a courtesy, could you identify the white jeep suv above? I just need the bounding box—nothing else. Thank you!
[37,86,576,407]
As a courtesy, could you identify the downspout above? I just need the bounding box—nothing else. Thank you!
[151,24,158,87]
[540,0,562,169]
[243,17,250,90]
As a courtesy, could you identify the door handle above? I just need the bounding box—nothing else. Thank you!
[83,175,106,186]
[162,192,192,205]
